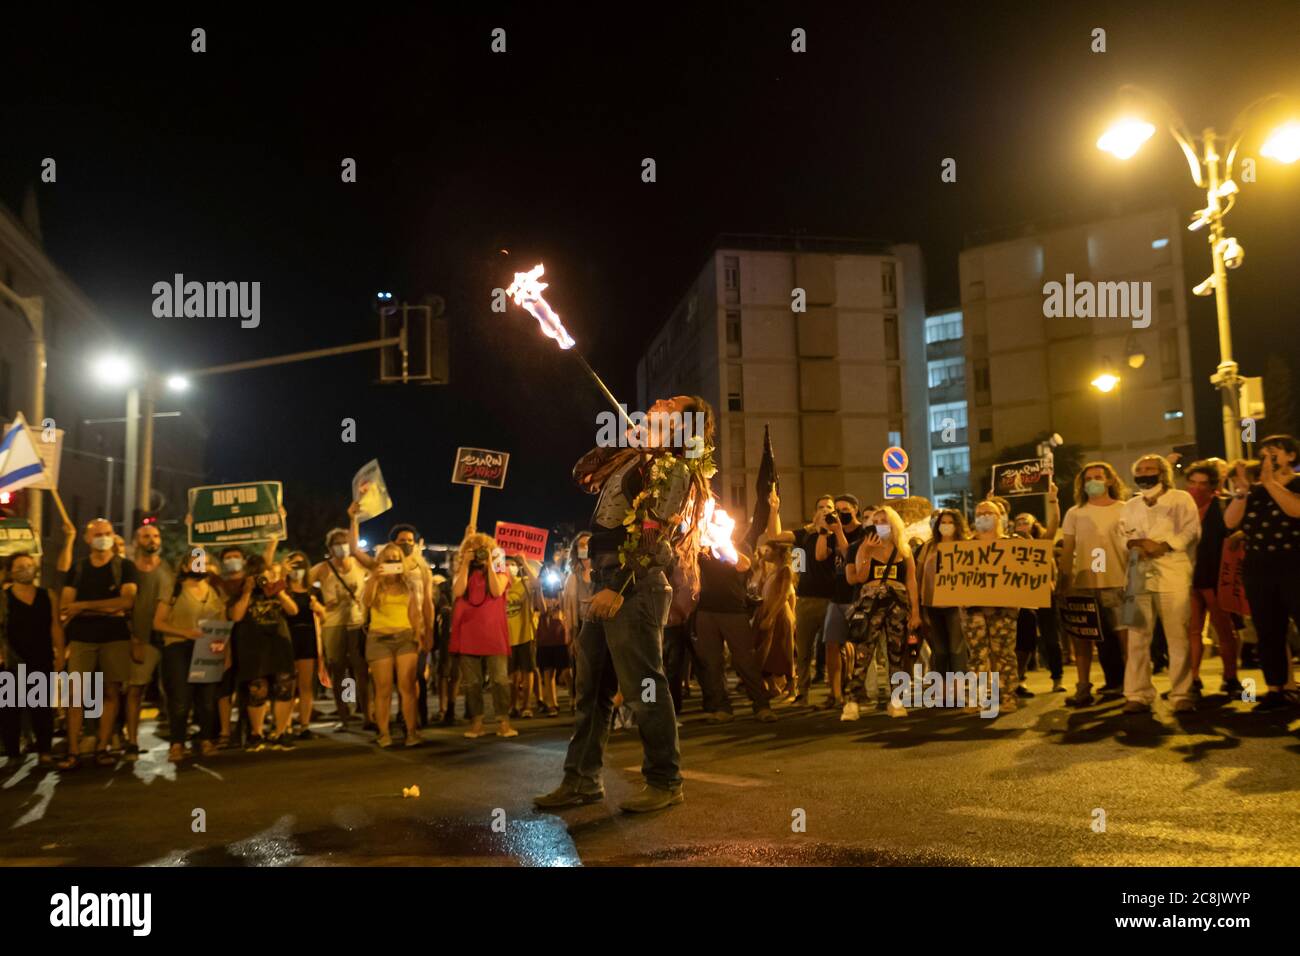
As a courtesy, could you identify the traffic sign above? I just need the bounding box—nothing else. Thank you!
[883,446,909,473]
[883,472,909,500]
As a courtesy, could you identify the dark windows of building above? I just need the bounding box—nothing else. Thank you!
[887,366,902,414]
[883,313,899,361]
[724,256,740,305]
[729,419,745,468]
[726,310,742,358]
[979,427,993,443]
[728,363,744,411]
[882,262,897,308]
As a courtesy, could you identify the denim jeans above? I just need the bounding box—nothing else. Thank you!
[162,642,219,742]
[562,570,680,792]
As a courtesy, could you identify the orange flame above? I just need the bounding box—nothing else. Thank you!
[699,497,739,564]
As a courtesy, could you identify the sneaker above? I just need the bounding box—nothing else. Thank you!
[885,701,907,718]
[1220,678,1244,697]
[704,711,734,724]
[1065,687,1094,708]
[1015,686,1035,699]
[268,734,295,751]
[840,701,861,721]
[618,784,684,813]
[755,708,778,723]
[244,736,266,753]
[520,709,534,719]
[1253,690,1291,712]
[534,782,605,808]
[296,728,315,741]
[1051,680,1066,693]
[1122,700,1150,714]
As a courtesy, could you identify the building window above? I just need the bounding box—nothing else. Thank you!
[1159,328,1180,380]
[973,361,990,392]
[927,357,964,388]
[731,479,747,514]
[883,313,899,361]
[882,262,897,307]
[1164,409,1184,421]
[724,256,740,305]
[932,446,970,478]
[726,310,742,358]
[888,429,902,448]
[979,427,993,443]
[924,311,963,344]
[730,420,745,468]
[728,363,744,411]
[929,401,967,432]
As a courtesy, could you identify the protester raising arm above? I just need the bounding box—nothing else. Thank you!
[758,489,794,546]
[347,501,379,571]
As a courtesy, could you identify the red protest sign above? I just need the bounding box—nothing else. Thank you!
[494,522,549,562]
[1217,537,1250,616]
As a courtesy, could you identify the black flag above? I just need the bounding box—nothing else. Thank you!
[745,424,778,551]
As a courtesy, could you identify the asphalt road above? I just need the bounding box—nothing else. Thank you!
[2,657,1298,867]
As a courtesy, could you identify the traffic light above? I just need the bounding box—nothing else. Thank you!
[378,297,449,385]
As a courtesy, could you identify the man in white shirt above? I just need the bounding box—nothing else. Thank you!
[1120,454,1200,714]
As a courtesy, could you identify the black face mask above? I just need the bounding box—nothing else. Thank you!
[837,511,855,524]
[1134,474,1160,490]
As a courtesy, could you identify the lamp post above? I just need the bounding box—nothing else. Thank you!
[1097,86,1300,461]
[0,282,45,541]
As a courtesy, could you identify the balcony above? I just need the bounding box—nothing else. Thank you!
[930,426,968,448]
[927,379,967,404]
[925,337,964,361]
[931,471,972,497]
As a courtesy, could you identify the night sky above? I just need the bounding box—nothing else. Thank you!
[5,2,1299,547]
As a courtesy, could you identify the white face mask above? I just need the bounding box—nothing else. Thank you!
[92,534,115,552]
[331,544,349,559]
[974,515,999,533]
[874,523,891,540]
[938,523,956,538]
[289,568,306,581]
[576,547,589,560]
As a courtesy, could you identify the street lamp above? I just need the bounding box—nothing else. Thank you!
[1090,371,1120,393]
[1097,86,1299,461]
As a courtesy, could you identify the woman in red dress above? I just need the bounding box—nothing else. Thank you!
[450,533,515,739]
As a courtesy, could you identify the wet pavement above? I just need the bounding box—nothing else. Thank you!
[2,658,1298,867]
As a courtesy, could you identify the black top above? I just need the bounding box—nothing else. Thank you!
[1192,498,1228,589]
[696,553,749,613]
[830,524,868,604]
[864,546,908,586]
[285,586,316,631]
[65,557,139,644]
[4,588,54,668]
[1240,477,1300,564]
[791,527,837,599]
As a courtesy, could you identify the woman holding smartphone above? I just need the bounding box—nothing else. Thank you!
[155,553,229,762]
[362,543,425,747]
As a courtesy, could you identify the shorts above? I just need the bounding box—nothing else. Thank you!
[1070,586,1124,633]
[322,624,364,665]
[128,642,162,686]
[67,640,132,686]
[509,640,537,673]
[366,629,418,664]
[537,643,569,671]
[290,625,318,661]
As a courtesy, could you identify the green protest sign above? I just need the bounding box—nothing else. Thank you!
[0,517,41,557]
[188,481,284,546]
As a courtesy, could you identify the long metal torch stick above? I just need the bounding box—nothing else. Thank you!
[572,351,633,431]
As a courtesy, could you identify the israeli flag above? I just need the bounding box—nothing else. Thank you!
[0,412,47,494]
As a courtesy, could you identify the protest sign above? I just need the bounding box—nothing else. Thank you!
[0,517,41,557]
[932,539,1053,608]
[1217,538,1250,616]
[451,447,510,489]
[352,459,393,521]
[188,620,233,683]
[188,481,284,545]
[1058,594,1103,642]
[494,522,549,562]
[990,458,1052,498]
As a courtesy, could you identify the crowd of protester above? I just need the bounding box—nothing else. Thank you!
[2,433,1299,770]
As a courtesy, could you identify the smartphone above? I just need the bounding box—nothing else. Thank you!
[379,562,404,576]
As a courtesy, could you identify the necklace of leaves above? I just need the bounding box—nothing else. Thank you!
[616,442,717,587]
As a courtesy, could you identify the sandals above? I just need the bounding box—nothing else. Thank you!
[463,729,487,739]
[56,754,81,771]
[94,750,116,768]
[167,743,187,763]
[496,725,519,738]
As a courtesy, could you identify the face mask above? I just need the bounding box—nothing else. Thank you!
[1084,479,1107,498]
[838,511,855,525]
[1134,474,1160,490]
[1188,485,1214,507]
[577,547,589,560]
[92,535,115,552]
[331,543,349,559]
[290,568,306,581]
[938,523,955,538]
[182,571,207,581]
[397,541,414,557]
[11,567,36,584]
[974,515,998,533]
[223,557,245,574]
[874,523,891,540]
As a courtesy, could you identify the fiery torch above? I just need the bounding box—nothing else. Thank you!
[505,263,631,430]
[698,497,739,564]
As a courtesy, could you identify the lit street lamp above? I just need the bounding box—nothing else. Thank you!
[1097,86,1299,461]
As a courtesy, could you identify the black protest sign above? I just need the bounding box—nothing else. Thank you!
[451,447,510,489]
[1059,594,1103,642]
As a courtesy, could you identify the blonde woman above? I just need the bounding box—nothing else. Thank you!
[961,500,1020,713]
[362,543,425,748]
[842,505,921,719]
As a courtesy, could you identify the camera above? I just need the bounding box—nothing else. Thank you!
[474,548,489,564]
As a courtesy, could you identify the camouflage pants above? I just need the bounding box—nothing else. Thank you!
[845,586,917,704]
[961,607,1018,700]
